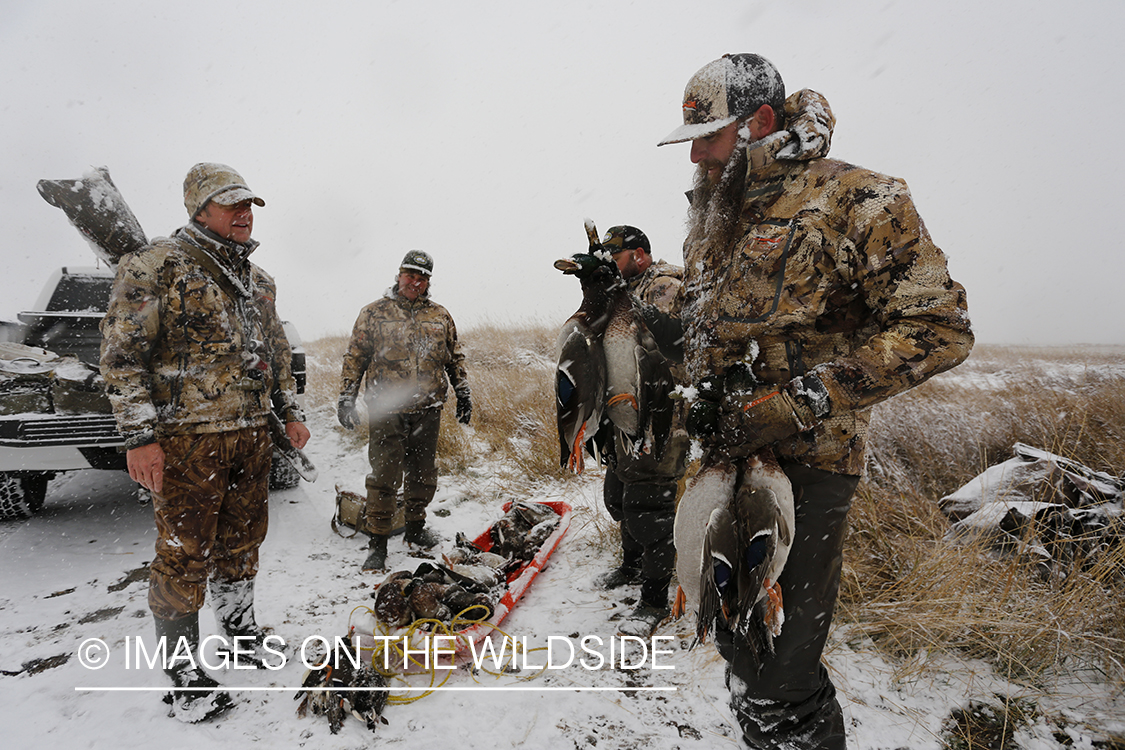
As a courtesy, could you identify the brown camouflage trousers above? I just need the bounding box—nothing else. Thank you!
[365,408,441,535]
[148,426,272,621]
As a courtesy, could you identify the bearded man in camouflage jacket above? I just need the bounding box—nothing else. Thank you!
[658,55,973,749]
[100,163,310,721]
[337,250,471,571]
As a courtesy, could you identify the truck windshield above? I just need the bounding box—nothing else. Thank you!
[46,274,114,313]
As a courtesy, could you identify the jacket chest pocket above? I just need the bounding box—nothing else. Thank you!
[418,322,446,364]
[172,275,237,350]
[716,220,795,324]
[376,320,412,362]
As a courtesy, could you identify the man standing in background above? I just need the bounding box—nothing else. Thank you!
[593,225,689,638]
[337,250,471,572]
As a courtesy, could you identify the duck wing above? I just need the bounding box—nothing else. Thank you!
[633,320,675,459]
[743,449,795,590]
[697,505,737,642]
[555,318,606,474]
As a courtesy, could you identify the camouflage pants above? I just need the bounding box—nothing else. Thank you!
[148,426,272,621]
[717,462,859,750]
[365,408,441,535]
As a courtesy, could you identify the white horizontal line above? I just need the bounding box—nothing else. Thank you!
[76,686,677,692]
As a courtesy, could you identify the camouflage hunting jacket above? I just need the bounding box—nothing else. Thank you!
[630,259,683,318]
[339,287,469,415]
[630,259,687,384]
[100,223,303,448]
[681,89,973,476]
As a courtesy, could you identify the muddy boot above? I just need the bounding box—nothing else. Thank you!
[208,578,285,669]
[156,612,234,723]
[403,520,441,549]
[362,534,389,571]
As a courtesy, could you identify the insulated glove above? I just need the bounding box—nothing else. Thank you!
[337,395,359,430]
[685,374,724,442]
[717,373,830,456]
[455,392,472,425]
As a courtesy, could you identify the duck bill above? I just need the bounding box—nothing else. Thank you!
[554,258,581,274]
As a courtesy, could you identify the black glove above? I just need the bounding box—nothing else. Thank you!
[337,395,359,430]
[684,375,723,442]
[455,392,472,425]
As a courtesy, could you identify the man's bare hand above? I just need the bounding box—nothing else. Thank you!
[127,443,165,494]
[286,421,311,450]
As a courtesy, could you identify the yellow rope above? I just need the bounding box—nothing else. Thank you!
[343,603,551,705]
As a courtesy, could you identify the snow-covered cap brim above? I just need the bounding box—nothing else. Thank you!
[657,115,737,147]
[209,186,265,208]
[400,263,432,276]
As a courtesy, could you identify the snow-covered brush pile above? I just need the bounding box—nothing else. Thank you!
[841,344,1125,691]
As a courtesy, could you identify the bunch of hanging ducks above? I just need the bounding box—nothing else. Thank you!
[296,631,389,735]
[554,219,674,474]
[672,356,796,672]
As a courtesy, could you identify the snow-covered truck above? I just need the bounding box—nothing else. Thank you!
[0,170,311,521]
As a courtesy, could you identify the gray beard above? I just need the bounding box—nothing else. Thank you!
[685,145,749,257]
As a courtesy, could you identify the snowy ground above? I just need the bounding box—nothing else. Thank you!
[1,408,1121,749]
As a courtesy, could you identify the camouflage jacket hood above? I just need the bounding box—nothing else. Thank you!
[681,89,973,475]
[100,223,303,447]
[338,287,469,415]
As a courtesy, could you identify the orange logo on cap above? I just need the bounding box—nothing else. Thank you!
[683,99,697,112]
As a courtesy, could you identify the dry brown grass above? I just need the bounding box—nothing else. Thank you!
[304,331,1125,689]
[843,343,1125,688]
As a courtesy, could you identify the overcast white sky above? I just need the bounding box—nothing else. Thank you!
[2,0,1122,346]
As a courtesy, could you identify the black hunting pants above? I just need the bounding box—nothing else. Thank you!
[365,407,442,535]
[149,426,272,622]
[716,462,859,750]
[603,434,689,605]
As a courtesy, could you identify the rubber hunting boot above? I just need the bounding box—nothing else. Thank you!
[403,520,441,548]
[156,612,234,722]
[362,534,389,571]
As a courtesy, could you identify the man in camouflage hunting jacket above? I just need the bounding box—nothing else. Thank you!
[658,55,973,749]
[100,163,309,721]
[594,225,691,638]
[337,250,471,572]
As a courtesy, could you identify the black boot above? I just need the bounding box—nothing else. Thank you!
[208,578,285,668]
[403,520,441,548]
[594,535,642,590]
[155,612,234,722]
[618,576,671,637]
[362,534,388,571]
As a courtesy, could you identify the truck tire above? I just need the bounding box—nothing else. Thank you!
[0,473,49,520]
[268,451,302,491]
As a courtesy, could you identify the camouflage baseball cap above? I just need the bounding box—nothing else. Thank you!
[657,54,785,146]
[400,250,433,276]
[183,162,265,218]
[601,225,650,255]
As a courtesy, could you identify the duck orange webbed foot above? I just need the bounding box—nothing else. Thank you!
[763,579,784,637]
